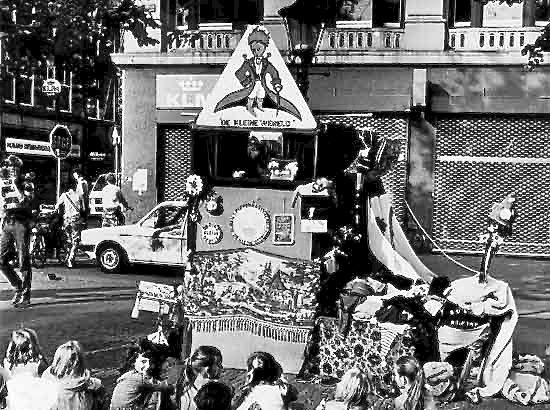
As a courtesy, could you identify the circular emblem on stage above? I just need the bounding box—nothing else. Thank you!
[201,223,223,245]
[230,203,271,246]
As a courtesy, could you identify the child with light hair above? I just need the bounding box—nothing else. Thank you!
[41,340,104,410]
[318,368,395,410]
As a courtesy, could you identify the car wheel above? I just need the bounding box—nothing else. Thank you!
[97,243,127,274]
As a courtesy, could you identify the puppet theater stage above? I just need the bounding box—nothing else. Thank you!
[183,193,431,375]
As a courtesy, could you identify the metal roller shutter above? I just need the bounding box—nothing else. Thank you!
[157,126,193,202]
[433,116,550,256]
[317,114,409,222]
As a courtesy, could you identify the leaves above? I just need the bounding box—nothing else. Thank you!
[522,23,550,71]
[1,0,159,95]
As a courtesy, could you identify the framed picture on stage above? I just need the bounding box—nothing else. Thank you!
[273,214,295,245]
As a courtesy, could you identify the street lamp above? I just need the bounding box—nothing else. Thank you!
[279,0,327,101]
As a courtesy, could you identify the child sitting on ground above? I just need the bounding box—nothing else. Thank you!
[235,351,298,410]
[41,340,104,410]
[3,328,48,377]
[177,346,224,410]
[393,356,424,410]
[110,338,174,410]
[194,381,234,410]
[317,367,395,410]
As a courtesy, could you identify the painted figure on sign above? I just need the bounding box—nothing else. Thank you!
[214,27,301,120]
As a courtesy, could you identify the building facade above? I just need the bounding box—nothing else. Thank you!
[113,0,550,257]
[0,39,118,204]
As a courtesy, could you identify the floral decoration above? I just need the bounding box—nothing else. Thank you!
[185,174,204,197]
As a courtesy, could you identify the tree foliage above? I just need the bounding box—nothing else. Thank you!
[0,0,159,101]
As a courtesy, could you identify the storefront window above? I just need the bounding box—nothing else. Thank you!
[194,130,316,188]
[372,0,402,27]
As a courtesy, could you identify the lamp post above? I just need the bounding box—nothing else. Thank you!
[279,1,327,101]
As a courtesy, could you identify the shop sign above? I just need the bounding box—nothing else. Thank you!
[6,138,80,158]
[89,152,107,161]
[41,79,62,97]
[195,25,317,132]
[156,75,218,109]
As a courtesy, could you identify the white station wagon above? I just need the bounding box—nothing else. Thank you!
[80,201,189,273]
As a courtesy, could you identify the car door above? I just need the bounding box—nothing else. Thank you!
[129,204,187,265]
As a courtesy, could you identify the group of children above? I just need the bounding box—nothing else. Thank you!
[0,327,425,410]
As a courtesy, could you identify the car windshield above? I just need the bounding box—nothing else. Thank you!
[141,205,187,229]
[92,175,107,192]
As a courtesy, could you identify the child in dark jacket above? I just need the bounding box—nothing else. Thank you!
[110,339,174,410]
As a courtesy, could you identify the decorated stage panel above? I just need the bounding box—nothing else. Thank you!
[184,249,319,372]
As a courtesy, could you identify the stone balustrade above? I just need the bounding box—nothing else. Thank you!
[167,29,243,52]
[320,26,404,51]
[448,27,542,52]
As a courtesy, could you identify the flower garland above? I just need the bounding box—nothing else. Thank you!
[181,174,224,223]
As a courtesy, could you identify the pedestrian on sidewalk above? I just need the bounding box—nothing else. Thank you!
[55,180,86,268]
[72,167,90,227]
[0,155,37,307]
[101,173,130,228]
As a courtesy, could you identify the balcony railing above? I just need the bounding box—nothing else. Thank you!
[167,29,243,52]
[319,27,404,51]
[448,27,542,52]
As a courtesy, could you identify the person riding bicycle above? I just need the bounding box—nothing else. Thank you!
[55,180,86,268]
[100,173,130,227]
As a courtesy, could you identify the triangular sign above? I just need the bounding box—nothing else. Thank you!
[195,25,317,133]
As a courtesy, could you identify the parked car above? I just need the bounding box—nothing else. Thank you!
[88,173,108,216]
[80,201,188,273]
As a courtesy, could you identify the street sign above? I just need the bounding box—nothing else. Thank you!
[49,124,73,159]
[42,78,62,97]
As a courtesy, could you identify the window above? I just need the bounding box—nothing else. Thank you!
[337,0,373,24]
[452,0,472,27]
[2,72,16,103]
[46,68,72,112]
[15,74,34,105]
[141,205,187,229]
[163,0,198,30]
[535,0,550,25]
[193,130,317,188]
[372,0,403,28]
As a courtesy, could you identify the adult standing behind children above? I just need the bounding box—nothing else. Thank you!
[101,173,130,227]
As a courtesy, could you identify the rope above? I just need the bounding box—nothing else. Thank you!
[404,200,480,275]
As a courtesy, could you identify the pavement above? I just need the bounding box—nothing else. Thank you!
[2,252,550,318]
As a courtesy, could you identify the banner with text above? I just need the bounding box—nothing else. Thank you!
[6,138,80,158]
[156,74,219,109]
